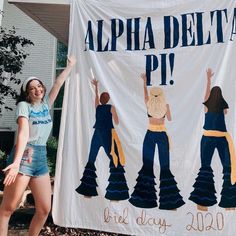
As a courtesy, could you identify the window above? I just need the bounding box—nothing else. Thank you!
[52,41,68,138]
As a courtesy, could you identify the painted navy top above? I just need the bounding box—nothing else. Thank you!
[147,113,165,118]
[16,96,52,145]
[93,104,114,129]
[203,112,227,132]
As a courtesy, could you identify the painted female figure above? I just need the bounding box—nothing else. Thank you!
[189,68,236,211]
[129,74,185,209]
[76,79,129,201]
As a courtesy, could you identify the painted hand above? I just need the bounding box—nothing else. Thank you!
[141,73,147,83]
[91,79,98,86]
[206,68,214,80]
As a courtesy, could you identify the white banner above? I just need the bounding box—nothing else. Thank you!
[53,0,236,235]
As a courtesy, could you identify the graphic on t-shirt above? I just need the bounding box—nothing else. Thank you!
[16,96,52,145]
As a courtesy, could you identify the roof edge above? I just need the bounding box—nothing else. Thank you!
[8,0,70,5]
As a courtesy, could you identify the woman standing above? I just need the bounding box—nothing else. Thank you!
[189,68,236,211]
[129,74,184,209]
[76,79,129,201]
[0,56,76,235]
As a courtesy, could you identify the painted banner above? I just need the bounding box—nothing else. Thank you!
[52,0,236,235]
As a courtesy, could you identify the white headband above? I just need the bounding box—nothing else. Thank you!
[22,76,41,92]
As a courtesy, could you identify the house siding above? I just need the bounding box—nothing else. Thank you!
[0,0,56,133]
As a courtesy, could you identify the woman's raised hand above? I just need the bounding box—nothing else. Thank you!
[206,68,214,80]
[91,79,98,87]
[141,73,147,83]
[3,162,20,186]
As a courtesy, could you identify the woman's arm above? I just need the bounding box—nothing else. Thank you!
[204,68,214,102]
[141,73,149,104]
[111,105,119,125]
[91,79,99,108]
[48,56,76,106]
[3,117,29,186]
[204,68,214,113]
[166,104,172,121]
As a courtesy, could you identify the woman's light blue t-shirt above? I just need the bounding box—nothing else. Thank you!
[16,96,53,145]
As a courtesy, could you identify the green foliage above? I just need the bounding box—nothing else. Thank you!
[0,25,34,113]
[54,83,64,108]
[56,41,68,68]
[0,149,7,163]
[46,136,58,176]
[0,149,7,190]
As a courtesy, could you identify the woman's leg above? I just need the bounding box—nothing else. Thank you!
[101,129,129,201]
[87,130,102,164]
[28,174,51,236]
[157,132,185,210]
[217,138,236,209]
[142,131,156,170]
[129,131,157,208]
[0,174,30,236]
[76,130,101,197]
[189,136,217,210]
[157,132,170,168]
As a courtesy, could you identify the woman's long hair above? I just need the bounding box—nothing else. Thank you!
[203,86,228,113]
[147,87,167,118]
[16,79,46,105]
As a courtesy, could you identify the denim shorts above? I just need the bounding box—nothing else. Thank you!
[7,144,49,177]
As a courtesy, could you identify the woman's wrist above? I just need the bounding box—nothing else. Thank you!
[13,160,21,166]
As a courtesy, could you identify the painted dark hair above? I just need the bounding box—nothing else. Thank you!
[16,79,46,105]
[100,92,110,105]
[203,86,228,113]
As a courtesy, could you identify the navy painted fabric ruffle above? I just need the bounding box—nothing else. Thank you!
[189,166,217,206]
[190,166,236,208]
[76,161,129,200]
[219,167,236,207]
[129,166,157,208]
[159,169,185,209]
[129,167,184,209]
[105,162,129,200]
[75,162,98,197]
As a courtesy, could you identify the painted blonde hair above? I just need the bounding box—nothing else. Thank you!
[147,87,167,118]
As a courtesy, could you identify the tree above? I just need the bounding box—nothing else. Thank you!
[0,24,34,114]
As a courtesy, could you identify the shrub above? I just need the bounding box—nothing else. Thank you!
[46,136,58,177]
[0,149,7,169]
[0,149,7,190]
[0,25,34,114]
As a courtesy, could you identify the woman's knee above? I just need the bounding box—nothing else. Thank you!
[35,204,51,218]
[0,203,17,217]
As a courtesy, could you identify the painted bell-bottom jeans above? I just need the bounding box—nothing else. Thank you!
[76,128,129,201]
[129,130,185,209]
[189,136,236,208]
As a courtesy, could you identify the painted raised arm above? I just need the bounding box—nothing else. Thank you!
[141,73,149,104]
[91,79,99,108]
[204,68,214,102]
